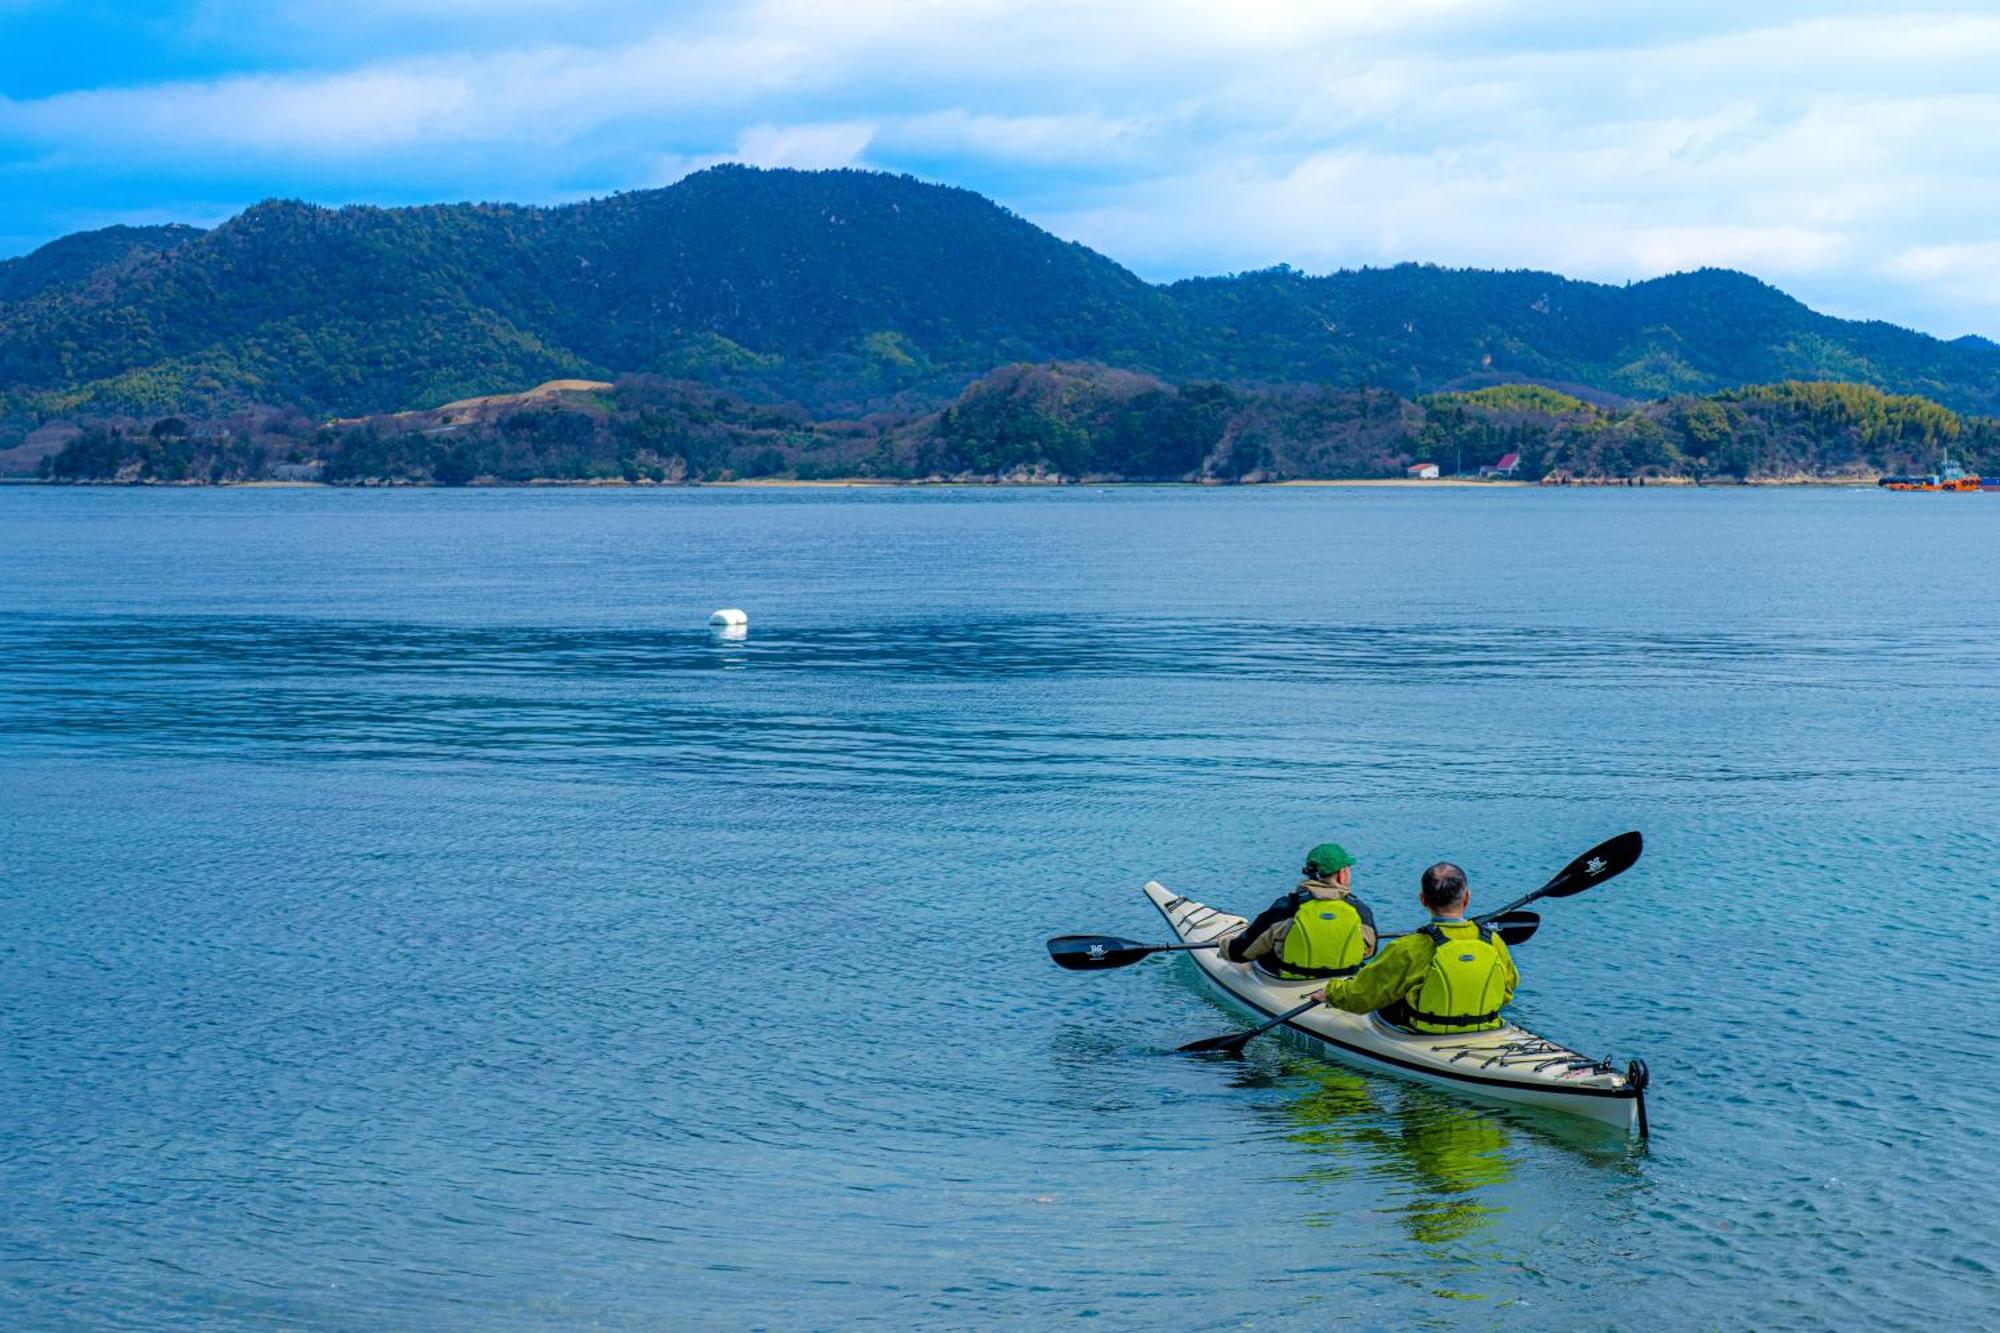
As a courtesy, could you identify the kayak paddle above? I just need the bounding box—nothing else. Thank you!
[1177,912,1541,1056]
[1481,830,1642,921]
[1178,998,1319,1056]
[1378,908,1541,947]
[1057,907,1546,972]
[1048,935,1221,971]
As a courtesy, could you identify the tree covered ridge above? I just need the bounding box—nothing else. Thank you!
[0,223,204,304]
[38,367,2000,486]
[3,164,1999,437]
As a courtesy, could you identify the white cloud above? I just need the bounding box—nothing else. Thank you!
[0,0,1495,159]
[5,2,2000,333]
[1887,242,2000,318]
[2,70,474,152]
[0,31,807,157]
[1889,242,2000,283]
[732,120,875,170]
[884,111,1145,167]
[645,119,877,183]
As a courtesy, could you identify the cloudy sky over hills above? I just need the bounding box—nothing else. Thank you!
[4,0,1998,337]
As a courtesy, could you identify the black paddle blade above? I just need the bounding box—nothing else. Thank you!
[1539,831,1642,900]
[1177,1031,1252,1056]
[1047,935,1154,971]
[1178,999,1319,1056]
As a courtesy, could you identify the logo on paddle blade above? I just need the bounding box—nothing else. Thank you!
[1585,856,1606,876]
[1088,944,1107,960]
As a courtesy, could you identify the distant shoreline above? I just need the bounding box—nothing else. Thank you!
[1274,477,1531,488]
[4,475,1895,490]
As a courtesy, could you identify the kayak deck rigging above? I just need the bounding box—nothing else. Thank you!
[1436,1038,1615,1074]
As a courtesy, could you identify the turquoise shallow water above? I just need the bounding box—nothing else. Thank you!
[1,484,1996,1328]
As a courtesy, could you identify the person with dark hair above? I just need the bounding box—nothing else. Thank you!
[1213,842,1378,980]
[1308,860,1519,1033]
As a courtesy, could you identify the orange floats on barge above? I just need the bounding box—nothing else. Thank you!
[1881,455,1982,491]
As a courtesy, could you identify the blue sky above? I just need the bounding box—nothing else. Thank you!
[5,1,2000,337]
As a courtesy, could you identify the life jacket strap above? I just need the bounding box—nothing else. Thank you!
[1405,1008,1503,1027]
[1258,958,1362,980]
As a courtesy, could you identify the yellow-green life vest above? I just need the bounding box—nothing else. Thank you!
[1278,896,1367,979]
[1407,923,1507,1033]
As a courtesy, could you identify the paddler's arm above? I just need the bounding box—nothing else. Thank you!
[1494,935,1519,1006]
[1310,934,1427,1014]
[1349,895,1379,955]
[1220,892,1301,962]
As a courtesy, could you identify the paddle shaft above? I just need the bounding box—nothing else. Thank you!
[1486,891,1555,920]
[1236,998,1318,1043]
[1379,910,1538,948]
[1180,998,1318,1055]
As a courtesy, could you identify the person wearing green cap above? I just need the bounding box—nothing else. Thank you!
[1214,842,1378,980]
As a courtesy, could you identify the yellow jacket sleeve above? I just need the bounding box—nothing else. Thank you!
[1320,934,1429,1014]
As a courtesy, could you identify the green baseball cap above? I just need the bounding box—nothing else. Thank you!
[1305,842,1355,876]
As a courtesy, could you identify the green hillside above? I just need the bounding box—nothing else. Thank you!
[4,165,1999,438]
[1164,264,2000,407]
[0,222,204,304]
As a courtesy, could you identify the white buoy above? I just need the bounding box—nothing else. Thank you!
[709,608,748,641]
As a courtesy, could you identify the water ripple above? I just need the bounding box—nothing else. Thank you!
[4,489,1998,1329]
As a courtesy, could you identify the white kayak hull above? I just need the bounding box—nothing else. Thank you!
[1147,881,1648,1133]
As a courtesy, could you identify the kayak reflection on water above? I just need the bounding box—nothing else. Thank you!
[1243,1058,1642,1252]
[1266,1061,1511,1245]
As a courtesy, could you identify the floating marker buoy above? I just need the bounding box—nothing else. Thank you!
[709,609,747,628]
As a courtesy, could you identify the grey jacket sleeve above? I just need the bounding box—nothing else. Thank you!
[1350,895,1379,952]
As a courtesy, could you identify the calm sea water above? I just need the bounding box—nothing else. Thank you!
[2,484,1996,1329]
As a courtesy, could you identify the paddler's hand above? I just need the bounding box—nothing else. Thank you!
[1306,987,1329,1006]
[1210,932,1241,962]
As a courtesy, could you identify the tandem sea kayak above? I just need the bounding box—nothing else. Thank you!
[1147,881,1650,1134]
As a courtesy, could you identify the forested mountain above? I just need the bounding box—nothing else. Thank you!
[0,169,1173,422]
[1164,265,2000,409]
[0,223,204,304]
[4,165,1999,439]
